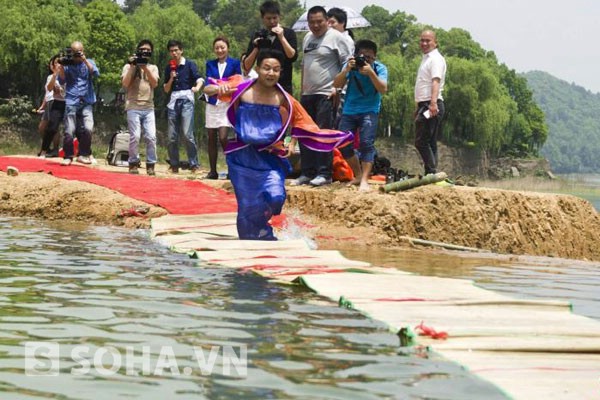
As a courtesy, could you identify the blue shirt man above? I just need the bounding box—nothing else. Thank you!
[333,39,388,191]
[58,41,100,166]
[163,39,204,174]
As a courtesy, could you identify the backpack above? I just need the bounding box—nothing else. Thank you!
[106,129,129,166]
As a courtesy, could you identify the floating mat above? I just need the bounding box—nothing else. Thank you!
[191,249,339,262]
[214,253,371,269]
[151,213,238,237]
[161,238,311,253]
[297,272,600,400]
[441,350,600,400]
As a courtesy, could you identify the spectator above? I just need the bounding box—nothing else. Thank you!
[326,7,355,127]
[202,36,242,180]
[414,30,447,175]
[39,55,65,158]
[121,39,159,176]
[57,41,99,166]
[333,39,388,191]
[292,6,352,187]
[242,0,298,94]
[163,39,204,174]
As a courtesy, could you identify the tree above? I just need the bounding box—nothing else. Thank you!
[83,0,136,95]
[0,0,88,99]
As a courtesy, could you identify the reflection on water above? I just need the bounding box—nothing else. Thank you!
[341,247,600,321]
[0,217,506,399]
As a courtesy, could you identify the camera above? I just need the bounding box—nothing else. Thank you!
[131,49,152,65]
[255,29,275,49]
[58,47,82,65]
[353,54,368,69]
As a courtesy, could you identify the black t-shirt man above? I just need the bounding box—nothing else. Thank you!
[242,3,298,94]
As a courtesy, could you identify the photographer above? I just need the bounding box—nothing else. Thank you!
[333,39,388,192]
[242,1,297,94]
[121,39,159,175]
[57,41,99,166]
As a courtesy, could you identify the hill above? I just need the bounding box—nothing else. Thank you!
[524,71,600,173]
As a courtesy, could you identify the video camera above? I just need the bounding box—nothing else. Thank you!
[130,49,152,65]
[353,53,368,70]
[58,47,83,66]
[255,28,276,49]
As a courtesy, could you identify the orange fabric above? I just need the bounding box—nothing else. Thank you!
[289,97,352,143]
[332,148,354,182]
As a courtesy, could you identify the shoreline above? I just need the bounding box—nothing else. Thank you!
[2,161,600,261]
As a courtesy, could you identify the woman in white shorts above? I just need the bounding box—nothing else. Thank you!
[202,36,242,179]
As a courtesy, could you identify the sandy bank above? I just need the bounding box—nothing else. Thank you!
[1,166,599,261]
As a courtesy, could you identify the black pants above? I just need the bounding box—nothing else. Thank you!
[415,99,445,175]
[41,100,65,152]
[299,94,334,179]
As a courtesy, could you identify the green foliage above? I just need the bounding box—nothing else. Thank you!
[0,95,34,126]
[0,0,549,164]
[83,0,136,90]
[525,70,600,173]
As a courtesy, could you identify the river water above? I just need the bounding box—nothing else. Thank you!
[0,217,507,400]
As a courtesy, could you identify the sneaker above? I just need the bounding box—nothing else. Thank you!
[290,175,311,186]
[309,175,332,187]
[60,158,72,166]
[76,155,92,165]
[167,166,179,174]
[128,164,139,175]
[146,163,155,176]
[205,171,218,180]
[190,166,200,174]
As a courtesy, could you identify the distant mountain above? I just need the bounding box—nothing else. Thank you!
[523,71,600,173]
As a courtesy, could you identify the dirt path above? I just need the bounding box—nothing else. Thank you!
[2,165,600,261]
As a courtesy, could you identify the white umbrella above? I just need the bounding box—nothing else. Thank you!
[291,6,371,32]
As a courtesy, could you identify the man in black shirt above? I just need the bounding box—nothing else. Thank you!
[242,1,298,94]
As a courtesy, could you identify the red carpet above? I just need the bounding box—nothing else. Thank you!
[0,156,237,215]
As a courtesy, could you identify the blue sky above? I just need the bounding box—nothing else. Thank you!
[305,0,600,93]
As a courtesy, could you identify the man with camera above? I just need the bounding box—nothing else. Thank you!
[163,39,204,174]
[292,6,352,187]
[121,39,159,176]
[242,0,297,94]
[57,41,99,166]
[333,39,388,192]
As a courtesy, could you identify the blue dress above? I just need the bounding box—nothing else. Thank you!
[226,102,291,240]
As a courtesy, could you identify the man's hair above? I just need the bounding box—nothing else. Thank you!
[167,39,183,50]
[256,48,284,67]
[355,39,378,55]
[137,39,153,52]
[326,7,347,28]
[260,0,280,16]
[307,6,327,19]
[213,36,230,48]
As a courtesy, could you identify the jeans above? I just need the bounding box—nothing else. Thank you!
[299,94,334,179]
[338,112,379,163]
[127,109,157,164]
[167,98,198,168]
[64,103,93,158]
[415,99,445,175]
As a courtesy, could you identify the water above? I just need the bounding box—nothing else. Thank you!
[557,173,600,212]
[341,247,600,321]
[0,217,506,400]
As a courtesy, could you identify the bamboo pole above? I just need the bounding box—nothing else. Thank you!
[379,172,448,193]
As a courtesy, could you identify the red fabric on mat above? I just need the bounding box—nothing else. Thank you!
[0,157,237,215]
